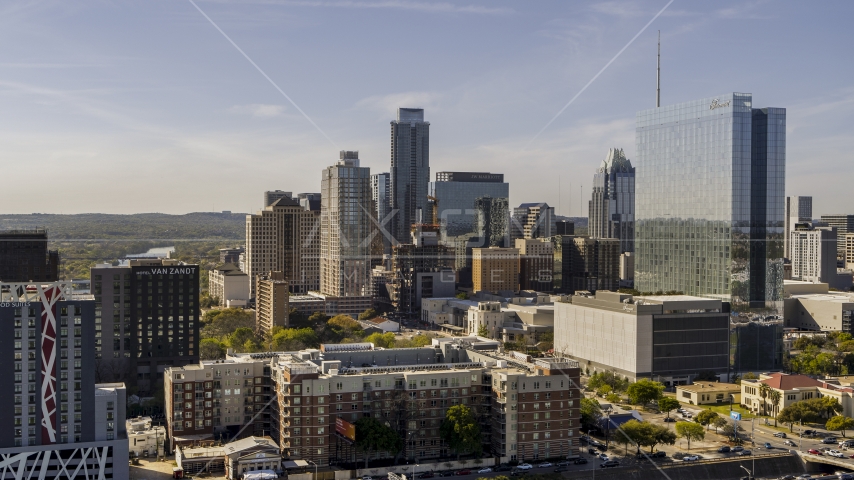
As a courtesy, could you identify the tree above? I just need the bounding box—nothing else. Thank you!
[597,385,613,397]
[675,421,705,450]
[626,379,665,406]
[354,417,401,468]
[477,324,489,337]
[768,390,782,426]
[695,410,719,429]
[758,383,771,416]
[605,393,622,404]
[777,402,822,432]
[201,308,254,340]
[712,416,728,434]
[455,292,469,300]
[658,397,680,419]
[270,327,319,351]
[365,332,396,348]
[358,308,378,321]
[580,398,601,431]
[587,371,629,393]
[227,327,258,352]
[200,338,226,360]
[324,315,365,342]
[618,419,676,453]
[440,405,482,459]
[827,416,854,437]
[720,422,744,441]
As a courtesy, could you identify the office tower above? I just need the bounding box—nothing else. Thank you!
[551,235,577,293]
[245,196,321,297]
[474,196,510,248]
[320,151,376,298]
[620,252,634,287]
[569,237,620,293]
[588,148,635,253]
[0,229,59,282]
[785,196,813,259]
[790,226,838,284]
[296,192,322,212]
[472,247,520,294]
[516,238,554,292]
[371,172,390,222]
[555,220,575,236]
[430,172,509,240]
[730,321,784,374]
[264,190,292,207]
[389,225,455,313]
[635,93,785,309]
[511,203,555,241]
[256,271,289,337]
[846,234,854,269]
[820,215,854,259]
[390,108,430,244]
[554,292,731,384]
[0,280,129,478]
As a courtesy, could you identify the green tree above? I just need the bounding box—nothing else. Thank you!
[324,315,365,342]
[605,393,622,404]
[618,419,676,453]
[477,324,489,337]
[758,383,771,416]
[365,332,396,348]
[227,327,258,352]
[675,421,705,450]
[201,308,254,340]
[358,308,378,321]
[658,397,680,419]
[712,416,728,434]
[199,338,226,360]
[410,335,432,347]
[695,410,719,429]
[354,417,401,468]
[597,385,613,397]
[777,402,822,432]
[455,292,469,300]
[626,379,665,406]
[580,398,601,431]
[440,405,482,459]
[270,327,319,351]
[827,416,854,437]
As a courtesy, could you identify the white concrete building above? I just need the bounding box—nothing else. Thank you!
[790,227,837,285]
[554,291,731,385]
[209,263,250,306]
[784,280,854,333]
[127,416,167,457]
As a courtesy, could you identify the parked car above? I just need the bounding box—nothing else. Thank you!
[536,462,553,468]
[454,470,471,476]
[682,455,699,461]
[823,437,838,444]
[664,417,676,423]
[495,465,512,472]
[598,454,608,461]
[737,450,752,456]
[573,458,588,465]
[764,442,773,449]
[600,460,620,468]
[588,448,597,455]
[417,473,434,479]
[363,476,373,480]
[773,432,787,438]
[838,473,854,480]
[828,450,845,458]
[517,464,533,470]
[554,467,569,473]
[555,461,570,467]
[801,430,815,437]
[510,471,527,477]
[718,446,731,453]
[808,449,822,455]
[651,451,667,458]
[732,446,744,452]
[477,468,492,474]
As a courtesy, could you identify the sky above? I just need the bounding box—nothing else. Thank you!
[0,0,852,216]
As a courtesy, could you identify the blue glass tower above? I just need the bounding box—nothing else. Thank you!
[635,93,785,310]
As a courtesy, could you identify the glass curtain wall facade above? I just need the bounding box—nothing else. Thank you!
[635,93,785,310]
[430,172,509,241]
[390,108,430,244]
[588,148,635,253]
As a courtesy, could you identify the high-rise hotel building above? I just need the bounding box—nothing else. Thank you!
[785,196,812,260]
[635,93,785,309]
[390,108,430,245]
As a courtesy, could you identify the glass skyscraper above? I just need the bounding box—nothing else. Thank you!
[390,108,430,244]
[588,148,635,253]
[635,93,785,310]
[430,171,509,239]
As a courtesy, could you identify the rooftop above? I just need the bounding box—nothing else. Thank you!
[676,382,740,393]
[751,373,826,390]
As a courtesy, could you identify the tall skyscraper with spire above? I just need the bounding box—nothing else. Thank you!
[588,148,635,253]
[390,108,430,244]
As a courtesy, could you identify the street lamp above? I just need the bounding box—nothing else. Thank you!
[604,407,612,450]
[307,460,318,480]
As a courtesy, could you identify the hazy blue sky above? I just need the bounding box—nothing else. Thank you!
[1,0,852,216]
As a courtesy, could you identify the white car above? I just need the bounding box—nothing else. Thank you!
[598,454,608,461]
[516,464,533,470]
[363,476,373,480]
[536,462,553,468]
[477,468,492,473]
[828,450,845,458]
[682,455,700,461]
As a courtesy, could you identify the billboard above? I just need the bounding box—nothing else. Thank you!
[336,417,356,443]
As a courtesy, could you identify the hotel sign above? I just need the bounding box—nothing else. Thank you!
[709,99,731,110]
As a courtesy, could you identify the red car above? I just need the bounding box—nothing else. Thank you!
[454,471,471,476]
[808,449,823,455]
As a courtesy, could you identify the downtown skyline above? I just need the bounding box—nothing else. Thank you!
[0,0,852,215]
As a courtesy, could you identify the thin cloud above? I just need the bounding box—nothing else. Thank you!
[228,103,286,117]
[354,91,442,117]
[202,0,513,14]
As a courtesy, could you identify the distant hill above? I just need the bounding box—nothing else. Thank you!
[0,213,246,280]
[0,212,246,240]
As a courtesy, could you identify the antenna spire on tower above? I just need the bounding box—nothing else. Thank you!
[655,30,661,108]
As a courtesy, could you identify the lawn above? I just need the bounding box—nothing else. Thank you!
[681,402,757,420]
